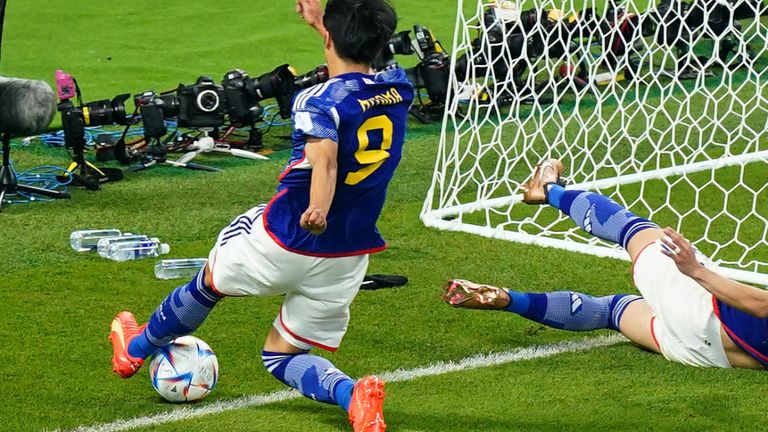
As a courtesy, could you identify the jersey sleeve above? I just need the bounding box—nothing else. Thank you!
[293,96,339,143]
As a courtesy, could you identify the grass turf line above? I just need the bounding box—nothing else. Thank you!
[58,335,622,432]
[2,1,768,431]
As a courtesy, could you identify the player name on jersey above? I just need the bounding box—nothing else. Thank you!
[358,87,404,112]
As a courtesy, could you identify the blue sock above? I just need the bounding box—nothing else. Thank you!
[504,291,642,331]
[263,350,355,411]
[546,184,658,249]
[128,270,223,359]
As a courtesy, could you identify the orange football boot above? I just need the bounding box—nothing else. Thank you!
[109,311,145,378]
[348,375,386,432]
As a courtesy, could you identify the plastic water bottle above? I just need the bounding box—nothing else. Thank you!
[154,258,208,280]
[104,239,171,262]
[70,229,123,252]
[97,234,151,257]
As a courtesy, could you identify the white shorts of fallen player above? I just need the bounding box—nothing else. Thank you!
[633,240,731,368]
[207,205,368,352]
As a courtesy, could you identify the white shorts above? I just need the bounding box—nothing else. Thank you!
[207,205,369,352]
[632,240,730,368]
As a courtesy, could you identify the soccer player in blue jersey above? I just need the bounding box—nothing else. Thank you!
[444,159,768,370]
[108,0,413,430]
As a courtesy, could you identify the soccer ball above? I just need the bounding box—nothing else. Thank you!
[149,336,219,403]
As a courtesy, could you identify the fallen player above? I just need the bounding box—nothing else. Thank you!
[444,159,768,370]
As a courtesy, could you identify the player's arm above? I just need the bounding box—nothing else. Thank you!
[300,137,338,235]
[661,227,768,318]
[296,0,327,35]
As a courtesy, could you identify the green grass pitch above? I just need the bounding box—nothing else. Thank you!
[1,1,767,431]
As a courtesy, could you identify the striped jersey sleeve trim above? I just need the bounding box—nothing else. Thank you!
[293,79,338,111]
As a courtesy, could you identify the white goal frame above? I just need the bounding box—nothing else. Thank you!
[422,0,768,285]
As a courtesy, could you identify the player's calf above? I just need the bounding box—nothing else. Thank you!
[522,159,658,250]
[262,350,356,408]
[261,350,386,431]
[133,269,222,357]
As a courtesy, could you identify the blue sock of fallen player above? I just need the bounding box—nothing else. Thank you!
[263,350,355,411]
[546,184,658,249]
[503,290,642,331]
[128,270,223,359]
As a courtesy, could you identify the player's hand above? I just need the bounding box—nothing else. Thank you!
[296,0,325,33]
[300,206,327,235]
[660,227,703,278]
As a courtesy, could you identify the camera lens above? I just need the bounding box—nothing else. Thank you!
[251,64,297,102]
[82,99,111,126]
[294,65,329,90]
[158,95,180,117]
[82,93,129,126]
[389,31,414,55]
[196,89,220,113]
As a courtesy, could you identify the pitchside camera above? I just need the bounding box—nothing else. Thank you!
[409,25,451,104]
[55,70,126,188]
[134,91,178,140]
[177,76,225,128]
[224,64,330,121]
[222,69,263,126]
[249,64,329,119]
[370,24,451,123]
[135,76,225,131]
[55,70,130,146]
[137,64,331,138]
[643,0,766,74]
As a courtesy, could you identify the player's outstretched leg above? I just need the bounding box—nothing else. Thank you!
[521,158,659,252]
[109,268,223,378]
[442,279,641,332]
[262,328,386,432]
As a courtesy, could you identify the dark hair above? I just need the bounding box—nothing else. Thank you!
[323,0,397,65]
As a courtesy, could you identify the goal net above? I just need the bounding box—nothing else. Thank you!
[422,0,768,284]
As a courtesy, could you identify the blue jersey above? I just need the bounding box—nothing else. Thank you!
[263,68,414,257]
[714,298,768,366]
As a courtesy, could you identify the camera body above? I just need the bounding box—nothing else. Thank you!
[134,91,179,139]
[410,25,451,104]
[176,76,225,128]
[136,76,226,131]
[221,69,263,126]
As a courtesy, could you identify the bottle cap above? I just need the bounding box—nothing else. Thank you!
[159,244,171,255]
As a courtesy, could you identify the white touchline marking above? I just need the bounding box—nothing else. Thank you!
[58,334,624,432]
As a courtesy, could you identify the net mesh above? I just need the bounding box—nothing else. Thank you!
[422,0,768,282]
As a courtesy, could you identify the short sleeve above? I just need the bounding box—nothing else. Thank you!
[293,97,339,143]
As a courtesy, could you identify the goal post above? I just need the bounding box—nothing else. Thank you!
[421,0,768,284]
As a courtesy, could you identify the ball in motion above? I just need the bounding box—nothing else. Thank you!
[149,336,219,402]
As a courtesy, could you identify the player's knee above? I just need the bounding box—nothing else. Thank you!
[262,350,295,385]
